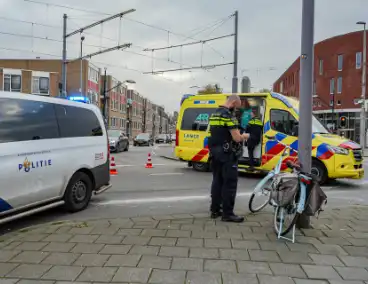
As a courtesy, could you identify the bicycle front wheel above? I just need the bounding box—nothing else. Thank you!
[273,205,300,236]
[248,175,273,213]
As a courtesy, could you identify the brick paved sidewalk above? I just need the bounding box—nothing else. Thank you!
[1,207,368,283]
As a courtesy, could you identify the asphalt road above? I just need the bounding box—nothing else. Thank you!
[1,144,367,235]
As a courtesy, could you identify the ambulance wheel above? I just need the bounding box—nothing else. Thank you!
[63,172,93,213]
[193,162,210,172]
[311,159,327,185]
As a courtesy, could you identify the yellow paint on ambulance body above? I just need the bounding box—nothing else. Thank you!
[175,92,364,181]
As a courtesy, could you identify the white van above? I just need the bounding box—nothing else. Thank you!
[0,91,111,224]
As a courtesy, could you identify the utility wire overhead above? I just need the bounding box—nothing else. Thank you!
[143,33,234,52]
[0,15,118,43]
[23,0,227,58]
[144,62,234,75]
[0,28,195,68]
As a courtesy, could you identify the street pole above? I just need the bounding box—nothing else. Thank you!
[80,36,85,96]
[360,23,367,148]
[61,14,67,98]
[232,10,238,94]
[103,68,107,118]
[297,0,315,229]
[331,92,335,132]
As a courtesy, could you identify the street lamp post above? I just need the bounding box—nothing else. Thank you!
[80,35,85,95]
[357,21,366,149]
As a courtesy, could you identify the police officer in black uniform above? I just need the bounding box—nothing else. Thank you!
[208,95,249,223]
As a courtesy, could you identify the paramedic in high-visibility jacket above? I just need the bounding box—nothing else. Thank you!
[208,95,249,223]
[245,109,263,171]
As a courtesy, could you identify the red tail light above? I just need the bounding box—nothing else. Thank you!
[175,129,179,147]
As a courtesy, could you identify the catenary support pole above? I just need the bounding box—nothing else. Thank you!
[103,68,107,118]
[61,14,67,97]
[297,0,315,228]
[232,10,238,94]
[360,24,366,148]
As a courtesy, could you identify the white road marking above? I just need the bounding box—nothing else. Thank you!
[115,163,179,168]
[149,173,184,176]
[93,192,252,206]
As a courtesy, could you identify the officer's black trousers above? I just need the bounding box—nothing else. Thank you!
[210,155,238,217]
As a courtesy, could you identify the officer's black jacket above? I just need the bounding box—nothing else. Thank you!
[208,106,238,148]
[245,117,263,147]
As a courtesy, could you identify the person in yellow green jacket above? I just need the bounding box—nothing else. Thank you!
[245,109,263,170]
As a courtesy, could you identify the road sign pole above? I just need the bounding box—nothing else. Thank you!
[297,0,315,228]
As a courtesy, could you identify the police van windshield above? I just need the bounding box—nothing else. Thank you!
[181,108,217,131]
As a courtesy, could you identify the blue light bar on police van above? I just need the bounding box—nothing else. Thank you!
[67,96,90,103]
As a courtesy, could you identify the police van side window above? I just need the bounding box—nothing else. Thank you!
[0,98,59,143]
[181,108,216,131]
[270,109,298,136]
[55,105,103,138]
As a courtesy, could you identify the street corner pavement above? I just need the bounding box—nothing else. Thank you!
[2,207,368,283]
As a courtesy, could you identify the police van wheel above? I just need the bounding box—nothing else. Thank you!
[63,172,93,213]
[192,162,210,172]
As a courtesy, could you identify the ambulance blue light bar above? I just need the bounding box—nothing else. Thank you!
[180,94,194,106]
[67,96,90,103]
[193,100,216,104]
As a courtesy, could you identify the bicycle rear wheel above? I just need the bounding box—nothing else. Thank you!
[273,204,300,236]
[248,175,273,213]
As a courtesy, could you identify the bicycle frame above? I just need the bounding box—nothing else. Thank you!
[253,138,297,196]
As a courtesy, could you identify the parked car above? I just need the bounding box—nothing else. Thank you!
[134,133,153,146]
[0,91,111,225]
[170,134,176,142]
[108,130,129,152]
[155,134,168,144]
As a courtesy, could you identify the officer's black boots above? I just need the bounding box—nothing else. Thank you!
[210,211,222,219]
[222,215,245,223]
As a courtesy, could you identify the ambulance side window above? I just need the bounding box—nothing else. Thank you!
[270,109,298,136]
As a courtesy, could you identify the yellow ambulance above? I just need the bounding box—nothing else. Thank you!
[175,92,364,184]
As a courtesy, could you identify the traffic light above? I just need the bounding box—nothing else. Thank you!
[340,116,347,128]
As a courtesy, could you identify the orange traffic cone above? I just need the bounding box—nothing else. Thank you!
[110,156,118,175]
[145,153,153,168]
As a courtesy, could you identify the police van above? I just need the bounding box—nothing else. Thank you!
[0,91,111,224]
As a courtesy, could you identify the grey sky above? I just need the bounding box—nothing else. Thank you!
[1,0,367,112]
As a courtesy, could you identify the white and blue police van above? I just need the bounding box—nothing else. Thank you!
[0,91,111,225]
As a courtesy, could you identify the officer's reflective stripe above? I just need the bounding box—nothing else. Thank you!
[209,121,237,127]
[248,119,262,126]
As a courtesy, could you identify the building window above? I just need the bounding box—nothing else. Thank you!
[337,54,343,71]
[32,76,49,95]
[317,101,321,107]
[356,52,362,69]
[4,74,21,92]
[337,77,342,94]
[319,59,323,75]
[313,81,316,97]
[280,81,283,93]
[329,100,334,107]
[337,100,341,106]
[330,78,335,94]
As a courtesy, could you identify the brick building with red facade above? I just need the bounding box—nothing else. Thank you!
[273,31,367,143]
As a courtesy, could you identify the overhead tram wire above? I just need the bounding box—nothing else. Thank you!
[0,29,194,68]
[23,0,229,59]
[0,15,118,43]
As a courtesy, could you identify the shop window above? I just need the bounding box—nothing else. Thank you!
[4,74,21,92]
